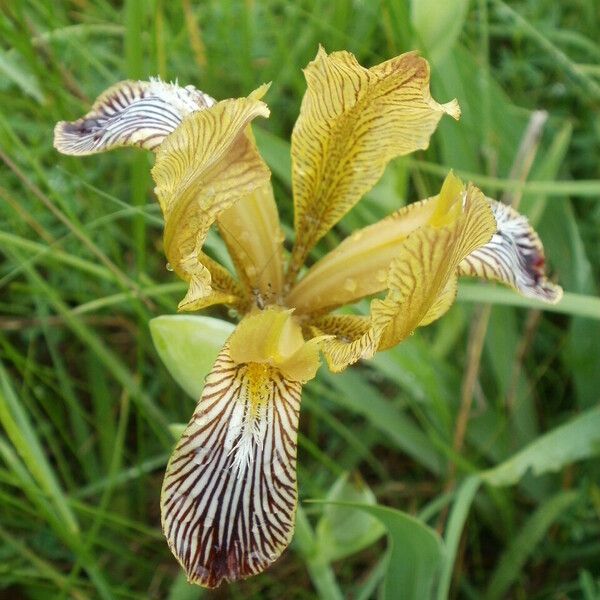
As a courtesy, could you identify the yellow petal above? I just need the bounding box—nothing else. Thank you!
[458,200,563,303]
[161,344,301,588]
[286,197,437,314]
[309,314,376,373]
[152,88,271,310]
[217,179,285,303]
[54,78,214,155]
[229,307,322,383]
[288,47,460,280]
[174,251,247,312]
[287,171,466,315]
[308,175,496,371]
[374,181,495,350]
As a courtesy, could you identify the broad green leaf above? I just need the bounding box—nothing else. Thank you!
[481,406,600,486]
[149,315,234,400]
[410,0,470,64]
[314,501,444,600]
[314,472,386,562]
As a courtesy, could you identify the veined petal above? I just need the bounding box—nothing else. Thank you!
[174,251,247,312]
[309,314,377,373]
[218,180,285,302]
[309,175,496,371]
[161,344,301,588]
[54,78,214,155]
[374,181,495,350]
[286,197,438,314]
[151,87,271,310]
[288,47,459,280]
[458,200,562,303]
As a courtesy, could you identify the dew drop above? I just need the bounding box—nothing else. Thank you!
[344,278,358,293]
[376,269,387,283]
[165,262,174,272]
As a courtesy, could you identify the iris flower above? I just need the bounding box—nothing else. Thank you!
[54,48,561,588]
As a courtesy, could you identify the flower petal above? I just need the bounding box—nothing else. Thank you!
[309,314,376,373]
[288,47,459,279]
[374,182,495,350]
[217,180,285,302]
[229,307,323,383]
[54,78,214,155]
[310,176,496,371]
[151,87,271,310]
[161,344,301,588]
[286,197,437,314]
[458,200,562,303]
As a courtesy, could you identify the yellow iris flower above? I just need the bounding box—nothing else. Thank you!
[54,48,561,588]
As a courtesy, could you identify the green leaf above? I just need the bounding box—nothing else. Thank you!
[484,491,579,600]
[149,315,234,400]
[410,0,470,64]
[481,406,600,487]
[314,501,444,600]
[436,475,481,600]
[314,472,386,563]
[458,284,600,321]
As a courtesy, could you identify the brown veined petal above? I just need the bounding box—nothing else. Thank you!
[286,197,438,315]
[374,183,496,351]
[54,78,214,155]
[308,314,377,373]
[288,47,460,281]
[458,200,563,303]
[174,251,247,312]
[151,86,271,310]
[161,344,301,588]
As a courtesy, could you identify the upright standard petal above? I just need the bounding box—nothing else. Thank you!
[54,78,214,155]
[218,181,285,304]
[151,87,271,310]
[458,200,562,303]
[288,47,460,280]
[161,344,301,587]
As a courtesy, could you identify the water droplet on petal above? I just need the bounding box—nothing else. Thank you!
[166,262,174,272]
[344,278,358,293]
[376,269,387,283]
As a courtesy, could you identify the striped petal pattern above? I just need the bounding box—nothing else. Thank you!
[374,182,495,350]
[458,200,563,303]
[288,47,460,278]
[54,79,214,155]
[161,345,301,588]
[152,88,271,310]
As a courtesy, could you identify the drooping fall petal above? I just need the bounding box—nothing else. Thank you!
[54,79,214,155]
[458,200,562,303]
[288,47,460,279]
[151,86,271,310]
[161,344,301,588]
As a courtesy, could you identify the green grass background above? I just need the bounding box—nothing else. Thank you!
[1,0,600,598]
